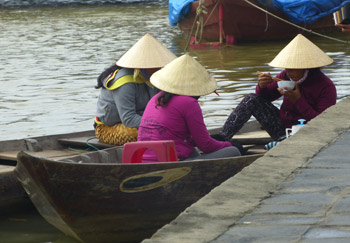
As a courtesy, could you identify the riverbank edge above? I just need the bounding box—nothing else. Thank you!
[143,96,350,243]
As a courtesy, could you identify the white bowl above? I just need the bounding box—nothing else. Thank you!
[278,81,295,91]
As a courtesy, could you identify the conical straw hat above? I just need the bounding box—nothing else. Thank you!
[150,54,217,96]
[116,33,177,69]
[268,34,333,69]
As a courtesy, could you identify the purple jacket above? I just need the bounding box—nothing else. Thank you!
[256,69,337,128]
[138,93,232,161]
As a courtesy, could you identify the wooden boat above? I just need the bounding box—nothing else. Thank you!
[178,0,335,44]
[2,121,270,214]
[15,146,263,243]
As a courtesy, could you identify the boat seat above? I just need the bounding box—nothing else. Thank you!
[122,140,178,164]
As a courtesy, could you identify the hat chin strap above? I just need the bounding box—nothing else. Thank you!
[290,70,309,85]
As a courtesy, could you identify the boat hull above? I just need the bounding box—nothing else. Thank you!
[15,149,262,243]
[179,0,335,43]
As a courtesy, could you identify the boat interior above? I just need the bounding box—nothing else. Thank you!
[0,121,271,166]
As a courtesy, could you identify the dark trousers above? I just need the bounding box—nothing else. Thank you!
[220,93,286,141]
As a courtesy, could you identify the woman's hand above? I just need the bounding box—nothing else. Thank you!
[335,23,350,33]
[278,82,301,102]
[258,72,274,88]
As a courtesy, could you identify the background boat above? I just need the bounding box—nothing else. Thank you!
[0,130,112,214]
[177,0,336,44]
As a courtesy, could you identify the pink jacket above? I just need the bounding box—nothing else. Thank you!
[256,69,337,128]
[138,93,232,161]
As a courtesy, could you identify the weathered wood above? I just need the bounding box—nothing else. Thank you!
[0,130,96,153]
[0,149,88,162]
[16,149,262,243]
[0,165,14,173]
[0,151,19,162]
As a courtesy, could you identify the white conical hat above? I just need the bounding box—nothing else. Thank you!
[116,33,177,69]
[150,54,218,96]
[268,34,333,69]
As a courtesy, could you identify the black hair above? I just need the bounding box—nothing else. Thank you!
[156,92,200,108]
[156,91,177,107]
[95,64,119,89]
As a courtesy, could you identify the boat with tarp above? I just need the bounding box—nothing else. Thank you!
[169,0,349,45]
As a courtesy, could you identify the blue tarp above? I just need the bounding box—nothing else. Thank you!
[169,0,350,26]
[168,0,196,26]
[268,0,350,24]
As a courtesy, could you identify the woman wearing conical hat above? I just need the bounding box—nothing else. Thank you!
[215,34,337,143]
[137,54,242,162]
[94,34,176,146]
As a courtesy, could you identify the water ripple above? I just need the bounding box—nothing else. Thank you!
[1,4,350,140]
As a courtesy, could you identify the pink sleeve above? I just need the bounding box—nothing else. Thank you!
[184,98,231,153]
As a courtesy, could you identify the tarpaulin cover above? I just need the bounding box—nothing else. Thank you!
[169,0,350,26]
[256,0,350,24]
[168,0,196,26]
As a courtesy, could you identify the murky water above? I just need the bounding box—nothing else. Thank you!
[1,1,350,242]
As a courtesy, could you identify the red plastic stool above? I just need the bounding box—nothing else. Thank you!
[121,140,178,164]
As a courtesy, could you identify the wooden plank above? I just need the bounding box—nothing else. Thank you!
[0,151,19,162]
[234,130,271,145]
[0,149,87,163]
[0,164,14,173]
[210,122,271,145]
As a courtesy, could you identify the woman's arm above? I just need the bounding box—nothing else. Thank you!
[183,98,231,153]
[256,72,283,102]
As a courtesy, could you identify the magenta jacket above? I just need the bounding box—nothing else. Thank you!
[138,93,232,161]
[256,69,337,128]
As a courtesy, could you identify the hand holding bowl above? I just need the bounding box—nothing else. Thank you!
[278,81,295,91]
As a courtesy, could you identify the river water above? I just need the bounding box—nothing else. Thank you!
[1,1,350,242]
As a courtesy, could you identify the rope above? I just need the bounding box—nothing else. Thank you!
[243,0,349,44]
[194,0,207,44]
[185,0,221,51]
[68,147,92,152]
[184,9,199,51]
[203,0,221,26]
[86,137,100,151]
